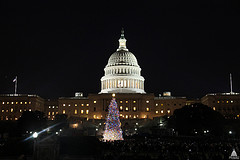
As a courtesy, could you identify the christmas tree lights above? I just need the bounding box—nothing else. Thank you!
[103,97,123,141]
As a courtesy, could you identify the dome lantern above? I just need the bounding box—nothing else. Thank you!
[117,28,128,51]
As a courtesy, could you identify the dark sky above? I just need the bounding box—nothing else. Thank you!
[0,1,240,99]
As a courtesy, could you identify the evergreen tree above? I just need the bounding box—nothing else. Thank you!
[103,98,123,141]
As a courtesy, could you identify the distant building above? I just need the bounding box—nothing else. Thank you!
[0,94,44,120]
[201,93,240,119]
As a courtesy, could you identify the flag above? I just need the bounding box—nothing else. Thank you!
[13,76,17,83]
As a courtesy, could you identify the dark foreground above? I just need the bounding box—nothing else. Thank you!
[99,137,239,160]
[0,136,239,160]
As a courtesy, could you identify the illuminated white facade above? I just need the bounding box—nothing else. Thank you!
[100,30,145,94]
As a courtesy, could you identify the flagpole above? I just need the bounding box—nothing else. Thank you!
[15,79,17,95]
[13,76,17,95]
[230,73,233,94]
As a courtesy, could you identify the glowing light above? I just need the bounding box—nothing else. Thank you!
[72,123,78,128]
[33,132,38,138]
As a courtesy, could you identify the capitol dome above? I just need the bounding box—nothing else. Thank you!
[106,50,139,67]
[100,29,145,94]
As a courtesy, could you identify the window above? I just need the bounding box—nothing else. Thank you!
[146,108,149,112]
[231,100,234,103]
[156,103,158,106]
[86,110,89,114]
[161,110,164,113]
[81,110,84,114]
[86,104,89,106]
[125,115,128,119]
[120,106,123,110]
[75,109,78,114]
[133,101,136,103]
[133,107,136,111]
[126,101,128,103]
[20,109,22,112]
[68,104,71,106]
[125,107,129,111]
[25,102,27,104]
[213,107,216,111]
[146,100,149,103]
[20,102,23,104]
[167,109,170,114]
[2,102,4,104]
[63,110,66,114]
[49,106,51,109]
[94,107,96,111]
[10,108,13,112]
[81,104,84,106]
[63,104,66,106]
[93,115,96,119]
[161,104,163,106]
[52,112,54,115]
[155,110,159,114]
[94,101,97,104]
[29,102,31,104]
[11,102,14,104]
[120,101,122,103]
[52,106,55,108]
[217,101,220,104]
[75,104,77,107]
[1,110,4,112]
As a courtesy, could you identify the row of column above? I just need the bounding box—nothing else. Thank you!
[105,68,140,75]
[101,79,144,90]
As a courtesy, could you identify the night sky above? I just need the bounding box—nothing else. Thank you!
[0,1,240,99]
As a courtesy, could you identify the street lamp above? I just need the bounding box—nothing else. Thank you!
[32,132,38,160]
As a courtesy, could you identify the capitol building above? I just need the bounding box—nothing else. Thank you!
[100,29,145,94]
[0,30,239,123]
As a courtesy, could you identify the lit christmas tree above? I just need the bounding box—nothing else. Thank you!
[103,96,123,141]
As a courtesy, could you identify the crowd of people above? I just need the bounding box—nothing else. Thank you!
[98,137,240,160]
